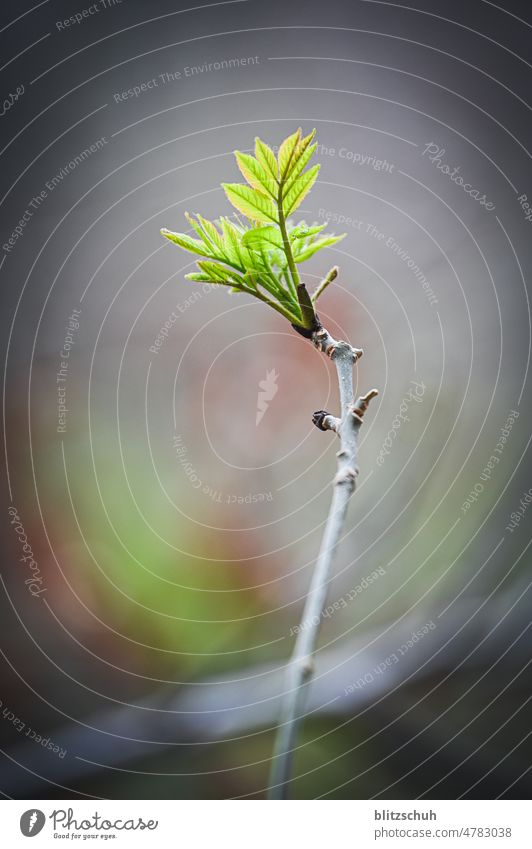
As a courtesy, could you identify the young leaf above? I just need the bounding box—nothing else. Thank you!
[255,137,278,185]
[196,260,232,282]
[295,129,316,160]
[257,243,287,288]
[222,183,278,224]
[186,272,230,285]
[234,151,277,198]
[277,128,302,180]
[196,214,226,256]
[161,228,206,255]
[185,213,218,252]
[293,233,345,263]
[283,164,320,216]
[241,226,283,250]
[219,217,247,266]
[161,129,343,331]
[196,259,245,286]
[244,270,260,289]
[289,222,327,241]
[282,143,317,198]
[185,272,215,282]
[183,214,247,269]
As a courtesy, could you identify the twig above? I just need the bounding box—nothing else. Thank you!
[267,325,378,799]
[311,266,339,303]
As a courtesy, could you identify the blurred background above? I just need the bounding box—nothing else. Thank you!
[0,0,531,799]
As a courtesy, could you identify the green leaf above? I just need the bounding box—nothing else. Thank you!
[234,151,277,198]
[295,129,316,159]
[218,217,244,265]
[255,137,278,185]
[293,233,345,263]
[277,128,301,180]
[198,260,243,286]
[241,226,283,249]
[195,214,225,255]
[244,270,259,290]
[283,164,320,216]
[282,143,317,198]
[160,228,206,255]
[257,243,287,284]
[222,183,278,224]
[185,213,216,251]
[185,272,214,282]
[186,273,231,286]
[161,129,344,329]
[289,222,326,241]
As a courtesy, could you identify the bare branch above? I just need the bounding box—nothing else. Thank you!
[267,326,377,799]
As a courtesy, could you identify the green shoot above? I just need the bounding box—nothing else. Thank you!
[161,128,345,332]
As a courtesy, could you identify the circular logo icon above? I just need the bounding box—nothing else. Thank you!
[20,809,46,837]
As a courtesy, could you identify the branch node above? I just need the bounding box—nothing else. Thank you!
[296,284,321,333]
[311,327,331,353]
[351,388,379,423]
[291,319,321,339]
[300,656,314,680]
[312,410,330,431]
[313,411,340,433]
[329,341,363,363]
[334,467,357,486]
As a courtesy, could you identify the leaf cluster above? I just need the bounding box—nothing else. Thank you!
[161,128,345,328]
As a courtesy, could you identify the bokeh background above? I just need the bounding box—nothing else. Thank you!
[1,0,531,800]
